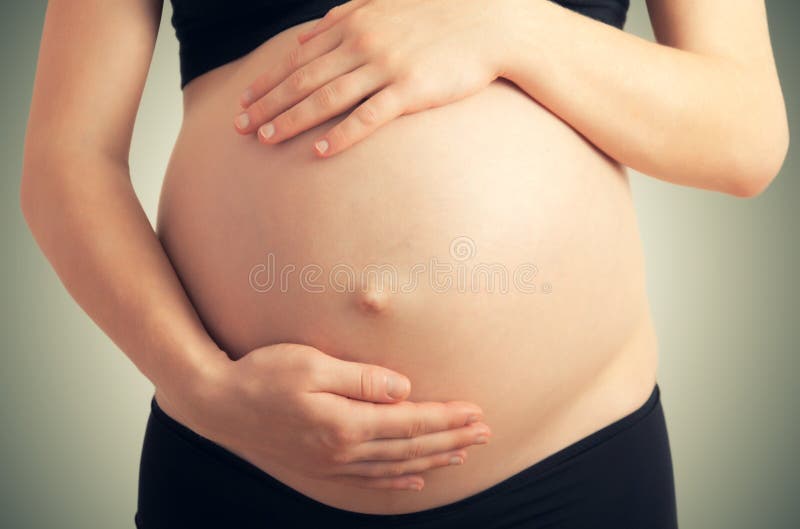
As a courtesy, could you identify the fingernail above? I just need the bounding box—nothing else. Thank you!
[475,435,488,444]
[386,376,410,399]
[466,415,480,424]
[314,139,329,154]
[259,122,275,140]
[240,88,254,107]
[235,113,250,130]
[449,456,464,465]
[406,481,422,491]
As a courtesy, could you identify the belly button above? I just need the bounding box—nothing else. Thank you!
[356,286,390,315]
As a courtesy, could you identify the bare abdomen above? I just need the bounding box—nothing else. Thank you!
[155,20,658,514]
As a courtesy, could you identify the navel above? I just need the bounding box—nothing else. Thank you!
[356,285,390,315]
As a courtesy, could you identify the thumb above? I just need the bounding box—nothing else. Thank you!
[317,358,411,402]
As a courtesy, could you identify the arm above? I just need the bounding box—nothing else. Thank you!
[20,0,490,491]
[497,0,790,197]
[20,0,227,405]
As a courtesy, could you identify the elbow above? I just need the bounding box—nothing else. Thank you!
[725,81,791,198]
[728,174,779,200]
[724,117,790,199]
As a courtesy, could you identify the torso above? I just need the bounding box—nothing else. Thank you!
[155,18,659,514]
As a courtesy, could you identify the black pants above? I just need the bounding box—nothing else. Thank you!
[136,383,678,528]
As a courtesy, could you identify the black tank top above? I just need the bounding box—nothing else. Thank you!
[170,0,630,88]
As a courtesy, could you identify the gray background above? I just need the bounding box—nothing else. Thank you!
[2,1,797,528]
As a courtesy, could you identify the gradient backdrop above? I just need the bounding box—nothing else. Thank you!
[2,1,798,528]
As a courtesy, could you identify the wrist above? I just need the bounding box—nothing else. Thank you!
[493,0,551,81]
[491,0,525,79]
[153,342,233,422]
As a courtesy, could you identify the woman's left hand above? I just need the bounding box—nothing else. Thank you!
[233,0,509,157]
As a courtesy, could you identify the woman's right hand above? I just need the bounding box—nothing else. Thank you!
[158,342,492,491]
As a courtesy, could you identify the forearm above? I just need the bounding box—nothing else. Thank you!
[20,153,229,398]
[495,0,788,196]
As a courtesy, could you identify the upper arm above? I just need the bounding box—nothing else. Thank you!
[24,0,163,169]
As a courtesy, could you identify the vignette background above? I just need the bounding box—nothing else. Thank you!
[1,2,798,527]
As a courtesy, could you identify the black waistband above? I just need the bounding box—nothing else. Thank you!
[144,382,665,527]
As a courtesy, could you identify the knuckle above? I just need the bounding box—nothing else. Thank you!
[314,83,338,109]
[285,46,303,71]
[402,70,426,90]
[318,428,337,449]
[359,365,380,399]
[385,464,405,477]
[288,68,308,92]
[405,440,423,460]
[330,449,351,465]
[325,4,343,19]
[330,426,355,446]
[349,30,380,56]
[355,103,379,127]
[375,49,402,73]
[339,427,358,445]
[331,422,364,446]
[327,124,349,149]
[406,415,425,438]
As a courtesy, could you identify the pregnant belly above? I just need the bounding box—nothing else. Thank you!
[155,20,659,514]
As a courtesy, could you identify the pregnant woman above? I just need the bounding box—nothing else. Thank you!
[21,0,788,528]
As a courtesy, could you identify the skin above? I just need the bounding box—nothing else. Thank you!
[20,0,788,508]
[234,0,788,195]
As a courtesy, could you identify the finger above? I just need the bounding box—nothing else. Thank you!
[332,474,425,491]
[351,399,485,440]
[236,47,364,136]
[312,83,405,157]
[309,355,415,402]
[238,27,342,110]
[296,0,368,45]
[344,421,491,463]
[333,449,467,479]
[257,64,387,144]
